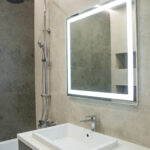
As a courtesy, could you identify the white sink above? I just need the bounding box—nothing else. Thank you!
[32,123,118,150]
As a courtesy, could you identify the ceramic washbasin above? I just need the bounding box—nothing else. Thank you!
[32,123,118,150]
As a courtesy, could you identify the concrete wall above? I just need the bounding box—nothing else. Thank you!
[0,0,36,141]
[35,0,150,148]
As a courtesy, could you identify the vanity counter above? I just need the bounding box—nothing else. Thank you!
[18,130,150,150]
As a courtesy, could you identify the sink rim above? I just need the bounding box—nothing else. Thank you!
[32,123,118,150]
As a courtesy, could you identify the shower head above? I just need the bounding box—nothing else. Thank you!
[7,0,24,3]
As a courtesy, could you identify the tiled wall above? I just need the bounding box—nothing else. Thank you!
[35,0,150,148]
[0,0,36,141]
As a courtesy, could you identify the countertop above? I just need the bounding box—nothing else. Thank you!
[18,130,150,150]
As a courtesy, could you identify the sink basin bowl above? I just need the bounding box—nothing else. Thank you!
[32,123,118,150]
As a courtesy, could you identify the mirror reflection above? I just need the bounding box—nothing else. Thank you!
[67,0,137,101]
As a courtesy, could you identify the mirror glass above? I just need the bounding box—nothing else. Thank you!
[67,0,137,101]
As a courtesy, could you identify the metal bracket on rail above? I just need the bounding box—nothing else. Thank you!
[43,28,51,34]
[38,41,44,48]
[47,28,51,34]
[42,58,47,62]
[41,94,51,99]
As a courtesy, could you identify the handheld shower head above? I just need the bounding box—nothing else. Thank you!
[7,0,24,3]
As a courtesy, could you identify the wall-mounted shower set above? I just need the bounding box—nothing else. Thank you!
[38,0,55,128]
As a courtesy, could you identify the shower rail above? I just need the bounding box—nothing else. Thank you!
[37,0,54,128]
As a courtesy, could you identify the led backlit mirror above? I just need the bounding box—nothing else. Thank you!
[67,0,137,101]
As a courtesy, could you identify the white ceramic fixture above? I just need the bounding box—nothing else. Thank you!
[32,123,118,150]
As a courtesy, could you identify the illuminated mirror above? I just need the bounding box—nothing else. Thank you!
[67,0,137,101]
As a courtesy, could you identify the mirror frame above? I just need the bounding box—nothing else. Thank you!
[66,0,136,101]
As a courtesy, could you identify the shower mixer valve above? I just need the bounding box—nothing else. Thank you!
[38,120,57,128]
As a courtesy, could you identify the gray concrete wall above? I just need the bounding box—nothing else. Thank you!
[35,0,150,148]
[0,0,35,141]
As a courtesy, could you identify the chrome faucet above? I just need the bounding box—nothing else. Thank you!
[80,115,96,131]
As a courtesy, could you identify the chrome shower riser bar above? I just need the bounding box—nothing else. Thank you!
[37,0,53,128]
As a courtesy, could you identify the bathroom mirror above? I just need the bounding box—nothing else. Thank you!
[67,0,137,101]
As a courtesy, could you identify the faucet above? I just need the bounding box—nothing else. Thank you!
[80,115,96,131]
